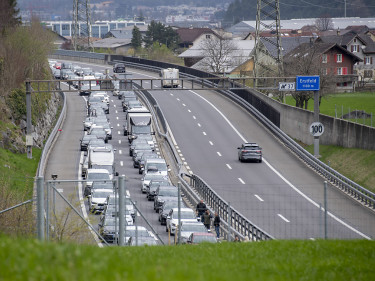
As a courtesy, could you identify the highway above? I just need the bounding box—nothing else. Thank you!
[45,60,375,243]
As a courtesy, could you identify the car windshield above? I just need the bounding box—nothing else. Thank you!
[181,224,206,232]
[179,211,195,219]
[92,190,113,198]
[132,126,151,134]
[159,189,178,197]
[193,235,217,243]
[87,173,110,180]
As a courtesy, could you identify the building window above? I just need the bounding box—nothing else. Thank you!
[323,68,328,75]
[351,45,360,52]
[336,67,348,75]
[365,57,373,65]
[364,70,373,78]
[336,54,342,63]
[206,34,211,39]
[322,54,327,63]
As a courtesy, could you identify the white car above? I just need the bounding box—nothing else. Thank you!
[141,174,168,193]
[166,208,198,235]
[175,222,208,244]
[88,188,114,214]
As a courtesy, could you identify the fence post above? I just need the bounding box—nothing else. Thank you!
[26,79,32,159]
[118,176,125,246]
[324,181,328,240]
[37,176,45,241]
[177,182,181,245]
[227,202,232,242]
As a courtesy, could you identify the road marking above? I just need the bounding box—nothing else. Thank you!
[193,116,196,119]
[238,178,245,184]
[254,195,264,202]
[187,89,371,239]
[177,149,181,153]
[116,116,119,120]
[197,123,201,127]
[118,140,121,144]
[181,157,185,161]
[203,132,207,136]
[119,150,122,155]
[182,103,186,107]
[226,164,232,170]
[217,152,222,156]
[57,189,64,193]
[115,110,118,114]
[209,141,213,146]
[188,109,191,113]
[118,131,121,135]
[278,214,290,223]
[117,123,120,127]
[113,104,116,108]
[126,190,130,197]
[177,98,180,101]
[120,161,123,166]
[170,93,173,96]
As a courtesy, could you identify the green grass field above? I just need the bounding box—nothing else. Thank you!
[0,147,41,196]
[285,92,375,126]
[0,236,374,281]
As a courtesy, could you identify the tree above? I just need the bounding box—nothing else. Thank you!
[283,42,335,109]
[0,0,21,35]
[131,26,142,49]
[143,20,179,50]
[199,35,237,74]
[315,15,334,31]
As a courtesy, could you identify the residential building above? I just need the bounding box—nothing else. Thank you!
[176,27,221,48]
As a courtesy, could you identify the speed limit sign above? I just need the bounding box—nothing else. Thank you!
[310,122,324,136]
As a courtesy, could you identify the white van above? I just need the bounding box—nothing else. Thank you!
[143,158,170,176]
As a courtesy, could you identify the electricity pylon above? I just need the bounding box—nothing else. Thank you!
[72,0,91,51]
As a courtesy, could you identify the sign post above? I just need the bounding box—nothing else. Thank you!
[296,76,322,157]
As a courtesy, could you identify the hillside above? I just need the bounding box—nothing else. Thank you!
[224,0,375,24]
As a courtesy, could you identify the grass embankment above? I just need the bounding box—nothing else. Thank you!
[0,236,374,280]
[285,92,375,126]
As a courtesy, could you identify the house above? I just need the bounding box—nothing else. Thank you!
[284,42,362,92]
[104,25,148,40]
[176,27,220,48]
[91,38,132,54]
[179,39,255,76]
[317,30,375,82]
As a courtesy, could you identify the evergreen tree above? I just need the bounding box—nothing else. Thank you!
[143,20,179,50]
[131,26,142,49]
[0,0,21,35]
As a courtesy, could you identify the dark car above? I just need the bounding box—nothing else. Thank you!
[113,63,126,73]
[146,179,170,201]
[80,135,98,151]
[158,199,186,225]
[238,143,262,163]
[89,128,108,143]
[118,90,136,100]
[153,186,178,212]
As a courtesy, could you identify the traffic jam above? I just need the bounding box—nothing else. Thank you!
[49,60,218,246]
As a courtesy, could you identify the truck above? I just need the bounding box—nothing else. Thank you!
[124,107,152,142]
[160,68,179,88]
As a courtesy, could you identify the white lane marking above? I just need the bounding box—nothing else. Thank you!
[188,109,191,112]
[118,131,121,135]
[226,164,232,170]
[181,157,185,161]
[183,162,188,165]
[177,149,181,153]
[182,103,186,107]
[209,141,213,146]
[278,214,290,223]
[126,190,130,197]
[238,178,245,184]
[217,152,222,156]
[116,116,119,120]
[197,123,201,127]
[120,161,123,166]
[78,152,102,247]
[117,123,120,127]
[118,140,121,144]
[193,116,196,119]
[254,195,264,202]
[187,89,371,240]
[119,150,122,155]
[177,98,180,101]
[57,189,64,193]
[203,132,207,136]
[115,110,118,114]
[170,93,173,96]
[113,105,116,108]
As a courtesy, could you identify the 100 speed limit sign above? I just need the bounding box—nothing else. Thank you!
[310,122,324,137]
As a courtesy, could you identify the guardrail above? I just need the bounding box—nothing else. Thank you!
[37,90,66,177]
[50,50,375,240]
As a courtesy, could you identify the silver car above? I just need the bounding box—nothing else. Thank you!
[238,143,262,163]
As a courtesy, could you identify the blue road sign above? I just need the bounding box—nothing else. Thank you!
[296,76,320,91]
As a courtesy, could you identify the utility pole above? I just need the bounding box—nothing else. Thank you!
[254,0,283,86]
[72,0,92,51]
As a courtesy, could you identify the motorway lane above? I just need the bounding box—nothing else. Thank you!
[58,60,375,240]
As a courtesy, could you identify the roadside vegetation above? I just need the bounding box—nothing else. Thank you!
[0,236,374,280]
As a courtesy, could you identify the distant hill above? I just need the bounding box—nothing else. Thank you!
[224,0,375,25]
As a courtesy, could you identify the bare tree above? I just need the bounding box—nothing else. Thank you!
[315,15,334,31]
[199,35,237,75]
[284,42,335,109]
